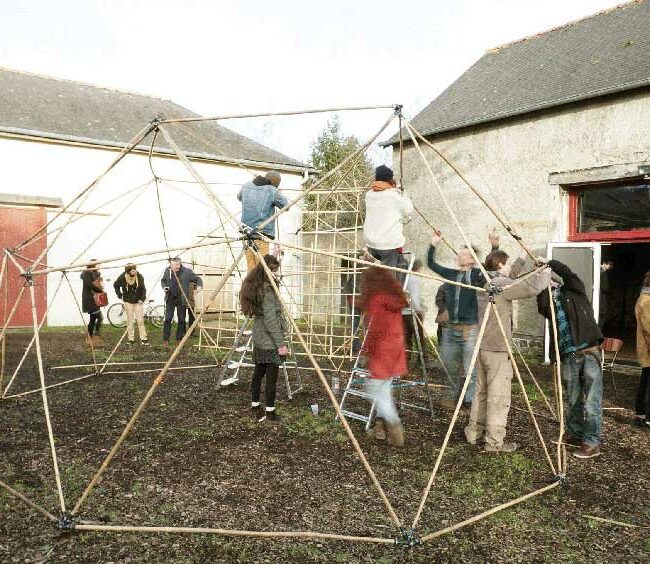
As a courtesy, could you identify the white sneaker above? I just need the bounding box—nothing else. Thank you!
[221,377,239,386]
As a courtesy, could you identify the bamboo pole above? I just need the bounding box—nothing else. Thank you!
[489,302,556,475]
[71,248,247,516]
[0,254,8,394]
[3,371,105,399]
[15,122,155,254]
[547,286,567,475]
[512,338,556,419]
[62,272,98,374]
[73,523,395,544]
[256,112,397,235]
[28,283,66,513]
[98,329,129,374]
[31,237,237,276]
[158,126,242,231]
[0,479,57,522]
[161,104,398,124]
[2,273,68,398]
[0,285,27,343]
[256,249,402,529]
[420,481,560,542]
[411,304,491,529]
[408,123,536,262]
[404,122,490,283]
[581,515,650,529]
[273,238,486,292]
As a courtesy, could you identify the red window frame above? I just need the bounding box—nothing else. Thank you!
[568,182,650,243]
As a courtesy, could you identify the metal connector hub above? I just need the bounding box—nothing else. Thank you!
[57,512,76,531]
[394,527,421,548]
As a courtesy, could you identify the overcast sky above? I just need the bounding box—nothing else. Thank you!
[0,0,625,164]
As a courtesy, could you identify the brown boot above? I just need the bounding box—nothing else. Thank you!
[369,418,386,441]
[91,335,103,347]
[386,422,405,447]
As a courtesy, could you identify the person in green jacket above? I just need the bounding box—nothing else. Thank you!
[239,254,288,423]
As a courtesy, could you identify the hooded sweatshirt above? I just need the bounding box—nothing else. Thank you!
[363,183,413,250]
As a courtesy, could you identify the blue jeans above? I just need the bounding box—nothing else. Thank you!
[163,300,187,341]
[440,325,477,403]
[561,352,603,447]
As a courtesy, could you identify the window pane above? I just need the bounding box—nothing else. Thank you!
[578,182,650,233]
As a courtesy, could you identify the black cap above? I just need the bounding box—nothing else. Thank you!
[375,165,394,182]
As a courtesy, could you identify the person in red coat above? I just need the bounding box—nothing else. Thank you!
[359,266,408,446]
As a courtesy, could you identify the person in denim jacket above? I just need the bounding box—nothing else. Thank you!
[238,171,288,271]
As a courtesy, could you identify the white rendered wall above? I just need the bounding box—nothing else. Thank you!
[0,136,305,326]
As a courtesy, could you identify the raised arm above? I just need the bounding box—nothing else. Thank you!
[427,244,461,281]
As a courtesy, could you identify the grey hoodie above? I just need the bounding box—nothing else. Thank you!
[477,264,551,352]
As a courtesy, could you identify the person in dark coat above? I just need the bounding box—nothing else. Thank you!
[239,254,288,423]
[537,259,604,459]
[113,263,148,345]
[160,257,203,345]
[359,266,408,446]
[80,261,104,346]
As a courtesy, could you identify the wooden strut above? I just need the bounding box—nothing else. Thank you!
[15,122,156,255]
[2,273,68,398]
[62,272,98,374]
[404,122,491,283]
[407,123,536,262]
[0,254,8,394]
[411,303,491,529]
[28,283,67,513]
[255,248,403,529]
[30,237,238,276]
[0,285,27,344]
[489,302,557,475]
[160,104,398,124]
[0,479,57,523]
[420,481,560,543]
[512,338,556,419]
[71,248,247,516]
[547,285,567,475]
[255,112,398,236]
[2,365,223,400]
[73,523,395,544]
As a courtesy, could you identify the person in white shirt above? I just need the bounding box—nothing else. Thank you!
[363,165,413,272]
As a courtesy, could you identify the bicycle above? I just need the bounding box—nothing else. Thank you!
[107,300,165,328]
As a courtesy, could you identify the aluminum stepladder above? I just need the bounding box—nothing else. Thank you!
[218,319,303,399]
[336,252,434,430]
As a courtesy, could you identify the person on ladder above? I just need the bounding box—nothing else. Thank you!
[363,165,413,275]
[359,266,408,446]
[238,171,288,272]
[239,254,288,423]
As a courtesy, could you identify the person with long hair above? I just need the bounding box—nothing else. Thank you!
[239,254,288,423]
[634,271,650,428]
[80,260,104,346]
[359,266,408,446]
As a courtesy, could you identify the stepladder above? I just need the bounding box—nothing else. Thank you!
[337,251,435,429]
[218,316,303,399]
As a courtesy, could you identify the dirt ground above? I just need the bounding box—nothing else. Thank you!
[1,327,649,563]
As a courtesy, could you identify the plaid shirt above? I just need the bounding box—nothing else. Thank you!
[553,288,588,355]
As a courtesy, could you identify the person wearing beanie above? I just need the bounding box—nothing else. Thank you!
[113,263,148,345]
[363,165,413,272]
[238,170,288,272]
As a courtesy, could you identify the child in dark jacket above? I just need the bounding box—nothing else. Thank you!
[359,266,408,446]
[239,255,288,423]
[113,263,148,345]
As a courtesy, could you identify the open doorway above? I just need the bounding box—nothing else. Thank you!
[600,242,650,359]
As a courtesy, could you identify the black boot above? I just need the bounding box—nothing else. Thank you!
[265,409,280,424]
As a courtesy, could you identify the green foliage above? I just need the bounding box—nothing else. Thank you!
[303,117,373,230]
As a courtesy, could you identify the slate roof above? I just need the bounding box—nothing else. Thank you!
[0,68,307,171]
[387,0,650,143]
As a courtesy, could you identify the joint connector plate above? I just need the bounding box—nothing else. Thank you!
[57,512,76,531]
[394,527,421,548]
